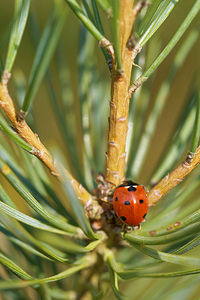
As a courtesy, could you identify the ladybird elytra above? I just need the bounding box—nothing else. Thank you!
[113,181,148,226]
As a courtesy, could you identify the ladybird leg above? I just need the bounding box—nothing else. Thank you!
[122,223,126,232]
[133,224,141,230]
[126,226,132,233]
[121,224,128,237]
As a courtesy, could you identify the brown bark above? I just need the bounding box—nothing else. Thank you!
[105,0,135,187]
[148,150,200,206]
[0,73,92,205]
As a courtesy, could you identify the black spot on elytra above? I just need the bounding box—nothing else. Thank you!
[115,197,118,201]
[143,213,147,219]
[124,201,130,205]
[139,199,144,204]
[128,186,137,192]
[120,216,127,221]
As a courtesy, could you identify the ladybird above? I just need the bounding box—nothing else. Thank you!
[113,181,148,226]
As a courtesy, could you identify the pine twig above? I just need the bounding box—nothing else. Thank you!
[0,71,92,205]
[148,148,200,206]
[105,0,136,187]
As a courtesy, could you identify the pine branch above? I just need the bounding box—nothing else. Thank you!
[0,71,92,205]
[148,148,200,206]
[105,0,136,187]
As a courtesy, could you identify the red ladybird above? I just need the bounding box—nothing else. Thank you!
[113,181,148,226]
